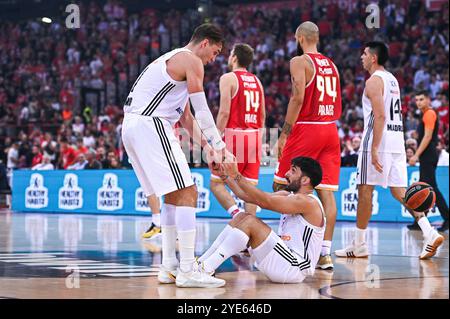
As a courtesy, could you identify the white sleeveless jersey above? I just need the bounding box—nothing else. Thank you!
[277,194,326,275]
[361,70,405,154]
[123,48,191,126]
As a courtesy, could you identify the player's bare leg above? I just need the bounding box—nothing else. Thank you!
[334,185,373,258]
[355,185,374,230]
[165,185,197,207]
[231,213,272,247]
[244,202,257,215]
[142,194,161,239]
[210,180,241,216]
[390,187,444,259]
[316,189,337,270]
[202,180,254,262]
[200,213,272,274]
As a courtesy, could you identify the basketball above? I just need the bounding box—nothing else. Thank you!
[404,182,436,212]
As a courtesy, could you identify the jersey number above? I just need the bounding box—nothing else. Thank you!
[243,90,260,113]
[317,75,337,103]
[389,98,402,121]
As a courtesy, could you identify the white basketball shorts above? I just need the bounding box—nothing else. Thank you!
[249,231,308,284]
[356,151,407,188]
[121,112,194,197]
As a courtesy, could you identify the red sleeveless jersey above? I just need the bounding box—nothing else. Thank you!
[226,70,264,129]
[296,53,342,122]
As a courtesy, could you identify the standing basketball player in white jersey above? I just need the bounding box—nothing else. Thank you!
[198,156,325,284]
[121,24,228,288]
[334,42,443,259]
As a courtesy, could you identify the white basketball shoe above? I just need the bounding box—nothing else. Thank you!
[420,230,444,260]
[334,241,369,258]
[158,265,178,284]
[175,265,225,288]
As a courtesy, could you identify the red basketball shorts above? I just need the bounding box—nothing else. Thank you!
[211,129,261,184]
[274,122,341,191]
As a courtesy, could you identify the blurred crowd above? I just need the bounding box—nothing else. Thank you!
[0,0,449,183]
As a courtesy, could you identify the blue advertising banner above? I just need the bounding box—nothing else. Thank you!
[12,167,448,223]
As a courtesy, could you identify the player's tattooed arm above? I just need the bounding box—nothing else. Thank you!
[281,122,292,135]
[276,58,306,157]
[281,57,306,136]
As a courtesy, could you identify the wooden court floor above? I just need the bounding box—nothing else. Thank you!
[0,209,447,299]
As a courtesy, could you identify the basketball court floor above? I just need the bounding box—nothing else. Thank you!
[0,209,447,299]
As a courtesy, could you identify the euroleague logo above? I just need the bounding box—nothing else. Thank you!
[405,185,421,198]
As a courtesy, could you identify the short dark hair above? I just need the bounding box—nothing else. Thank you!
[232,43,254,68]
[415,90,430,98]
[190,23,224,46]
[365,41,389,66]
[291,157,322,188]
[60,136,69,144]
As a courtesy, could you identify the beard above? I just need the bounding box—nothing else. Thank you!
[285,179,301,193]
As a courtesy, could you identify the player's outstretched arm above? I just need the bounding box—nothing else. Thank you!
[227,173,317,215]
[221,155,316,214]
[185,54,225,151]
[178,101,212,150]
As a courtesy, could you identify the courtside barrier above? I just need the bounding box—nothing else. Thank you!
[12,167,448,222]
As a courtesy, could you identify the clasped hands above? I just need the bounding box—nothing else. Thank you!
[206,148,239,180]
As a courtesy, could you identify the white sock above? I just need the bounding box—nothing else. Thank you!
[355,227,366,245]
[161,204,177,269]
[203,228,249,273]
[177,229,196,273]
[161,225,178,269]
[418,217,433,238]
[321,240,332,256]
[152,213,161,227]
[227,204,240,217]
[175,206,197,273]
[198,225,233,263]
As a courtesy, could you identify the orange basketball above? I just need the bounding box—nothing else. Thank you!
[404,182,436,212]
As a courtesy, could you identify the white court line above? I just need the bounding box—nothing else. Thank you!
[20,260,101,266]
[0,255,58,260]
[78,267,158,274]
[50,264,126,270]
[0,253,69,257]
[101,272,158,277]
[0,258,76,263]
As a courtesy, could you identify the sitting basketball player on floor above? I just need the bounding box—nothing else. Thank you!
[197,156,325,284]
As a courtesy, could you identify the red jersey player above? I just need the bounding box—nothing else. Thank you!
[274,22,342,270]
[210,43,265,216]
